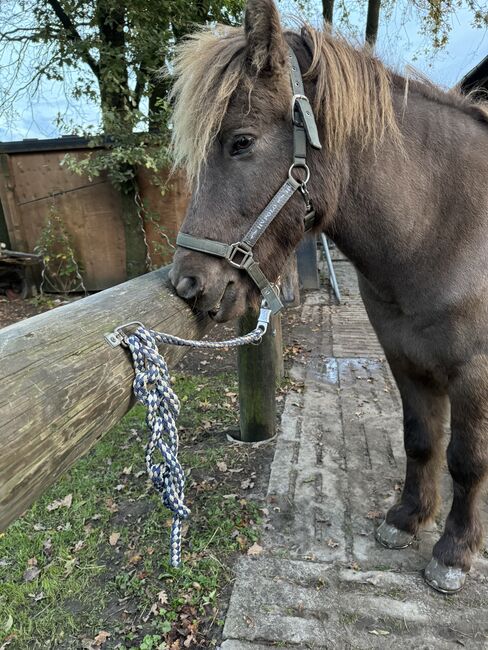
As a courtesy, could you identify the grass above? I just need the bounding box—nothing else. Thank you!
[0,372,265,649]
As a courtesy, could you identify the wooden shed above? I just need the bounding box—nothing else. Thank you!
[0,136,189,290]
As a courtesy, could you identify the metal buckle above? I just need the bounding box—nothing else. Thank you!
[225,241,254,269]
[291,94,309,125]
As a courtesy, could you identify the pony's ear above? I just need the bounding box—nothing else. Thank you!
[244,0,287,74]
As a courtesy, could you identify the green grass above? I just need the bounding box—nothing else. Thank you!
[0,372,263,649]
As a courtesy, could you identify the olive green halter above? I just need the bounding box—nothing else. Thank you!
[176,48,322,315]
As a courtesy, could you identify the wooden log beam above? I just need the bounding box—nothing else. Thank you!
[0,266,212,531]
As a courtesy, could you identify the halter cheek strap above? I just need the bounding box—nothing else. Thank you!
[176,46,322,315]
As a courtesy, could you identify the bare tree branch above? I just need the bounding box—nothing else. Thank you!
[45,0,100,79]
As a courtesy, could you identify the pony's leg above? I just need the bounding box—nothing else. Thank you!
[376,362,448,549]
[425,363,488,593]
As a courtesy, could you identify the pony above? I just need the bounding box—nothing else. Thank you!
[169,0,488,593]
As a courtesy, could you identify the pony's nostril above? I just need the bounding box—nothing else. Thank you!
[175,276,203,300]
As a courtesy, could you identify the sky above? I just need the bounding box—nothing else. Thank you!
[0,1,486,142]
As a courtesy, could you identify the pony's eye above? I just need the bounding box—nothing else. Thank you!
[231,135,254,156]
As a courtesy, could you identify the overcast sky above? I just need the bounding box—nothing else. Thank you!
[0,1,486,142]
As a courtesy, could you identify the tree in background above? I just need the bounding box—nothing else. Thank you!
[0,0,244,277]
[321,0,487,49]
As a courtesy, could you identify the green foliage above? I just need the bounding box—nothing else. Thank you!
[61,131,172,188]
[0,0,245,133]
[0,0,245,181]
[35,205,85,293]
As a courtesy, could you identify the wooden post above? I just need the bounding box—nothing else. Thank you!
[0,266,213,531]
[237,309,278,442]
[273,313,284,382]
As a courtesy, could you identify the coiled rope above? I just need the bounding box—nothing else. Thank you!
[108,306,271,567]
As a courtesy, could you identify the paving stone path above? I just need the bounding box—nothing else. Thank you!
[222,256,488,650]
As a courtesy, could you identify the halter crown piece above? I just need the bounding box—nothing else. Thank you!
[176,47,322,315]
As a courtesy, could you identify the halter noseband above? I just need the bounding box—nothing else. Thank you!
[176,47,322,315]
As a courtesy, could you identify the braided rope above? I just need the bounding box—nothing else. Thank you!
[124,319,267,567]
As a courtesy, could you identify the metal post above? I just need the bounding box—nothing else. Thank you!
[320,233,341,302]
[296,234,319,289]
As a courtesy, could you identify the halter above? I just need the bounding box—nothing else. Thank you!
[176,47,322,315]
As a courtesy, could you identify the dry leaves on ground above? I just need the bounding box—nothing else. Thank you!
[46,494,72,511]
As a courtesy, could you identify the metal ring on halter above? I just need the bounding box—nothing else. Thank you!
[288,163,310,185]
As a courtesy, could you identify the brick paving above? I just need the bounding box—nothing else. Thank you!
[221,256,488,650]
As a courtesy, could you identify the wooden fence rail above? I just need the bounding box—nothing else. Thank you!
[0,266,212,530]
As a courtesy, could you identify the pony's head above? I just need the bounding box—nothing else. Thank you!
[169,0,396,320]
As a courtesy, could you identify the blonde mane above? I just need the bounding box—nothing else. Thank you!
[169,23,399,185]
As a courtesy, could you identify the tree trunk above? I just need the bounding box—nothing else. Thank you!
[119,180,149,279]
[365,0,381,47]
[96,2,131,131]
[322,0,335,26]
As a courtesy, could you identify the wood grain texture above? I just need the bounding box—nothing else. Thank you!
[0,266,212,530]
[237,310,277,442]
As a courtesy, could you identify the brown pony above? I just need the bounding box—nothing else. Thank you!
[169,0,488,593]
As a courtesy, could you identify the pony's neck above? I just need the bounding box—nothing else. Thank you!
[315,79,488,306]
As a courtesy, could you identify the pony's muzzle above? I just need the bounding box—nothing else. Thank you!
[174,275,203,301]
[170,248,252,322]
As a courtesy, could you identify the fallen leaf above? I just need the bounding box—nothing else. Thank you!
[143,602,159,622]
[2,614,13,633]
[42,538,53,558]
[64,558,77,576]
[247,543,263,556]
[23,566,40,582]
[93,630,110,646]
[73,540,85,553]
[366,510,382,520]
[217,461,228,472]
[28,592,45,602]
[105,498,119,513]
[240,478,254,490]
[47,493,72,511]
[122,465,132,475]
[109,532,120,546]
[128,553,142,565]
[158,590,169,605]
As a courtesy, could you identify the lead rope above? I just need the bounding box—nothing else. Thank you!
[105,306,271,567]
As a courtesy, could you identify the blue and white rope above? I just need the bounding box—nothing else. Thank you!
[123,316,269,567]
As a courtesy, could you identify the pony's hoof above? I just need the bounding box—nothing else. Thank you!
[375,520,414,549]
[424,558,467,594]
